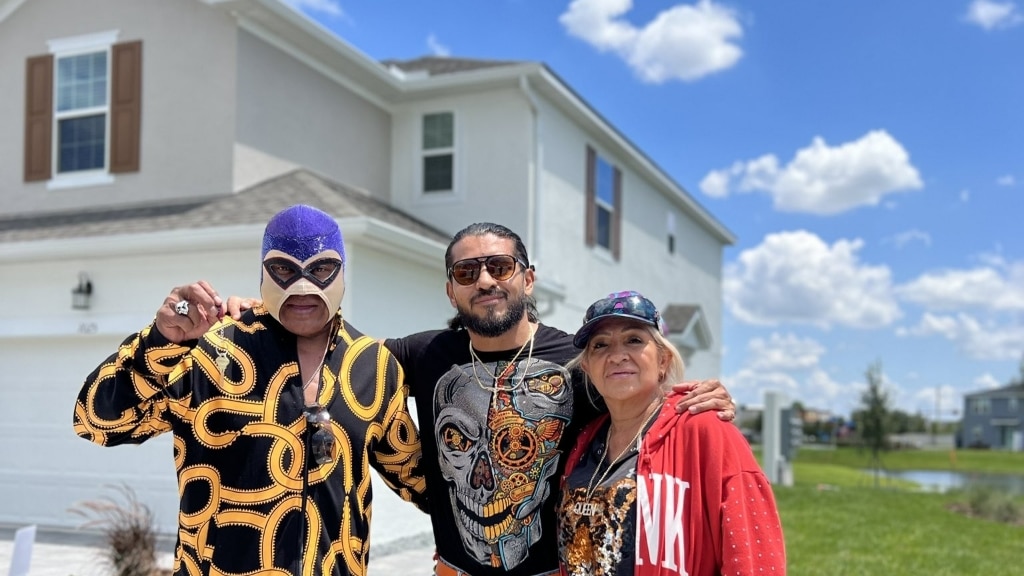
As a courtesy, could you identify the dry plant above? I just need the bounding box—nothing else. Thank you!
[69,483,168,576]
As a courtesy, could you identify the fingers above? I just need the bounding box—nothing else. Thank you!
[225,296,259,320]
[155,282,224,343]
[673,379,736,418]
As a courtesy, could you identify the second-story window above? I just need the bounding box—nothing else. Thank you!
[24,31,142,185]
[56,50,108,173]
[585,146,622,259]
[422,112,454,193]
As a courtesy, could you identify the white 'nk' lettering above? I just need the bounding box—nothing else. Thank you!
[636,473,690,575]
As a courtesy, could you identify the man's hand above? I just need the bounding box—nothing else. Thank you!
[155,281,225,343]
[225,295,262,320]
[672,379,735,421]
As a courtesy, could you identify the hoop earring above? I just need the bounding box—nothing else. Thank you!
[658,371,666,383]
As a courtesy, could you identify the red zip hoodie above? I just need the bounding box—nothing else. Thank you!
[559,392,786,576]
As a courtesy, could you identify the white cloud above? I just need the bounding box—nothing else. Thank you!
[964,0,1024,30]
[886,229,932,249]
[699,130,923,215]
[559,0,743,83]
[283,0,343,17]
[911,385,964,420]
[997,174,1016,186]
[898,312,1024,360]
[699,168,731,198]
[427,34,451,57]
[725,230,901,328]
[896,261,1024,311]
[747,333,826,371]
[973,372,1003,389]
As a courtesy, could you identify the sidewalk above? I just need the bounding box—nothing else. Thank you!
[0,528,436,576]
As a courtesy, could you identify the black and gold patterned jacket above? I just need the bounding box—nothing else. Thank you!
[73,307,427,576]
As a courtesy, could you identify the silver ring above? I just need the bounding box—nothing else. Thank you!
[174,300,190,316]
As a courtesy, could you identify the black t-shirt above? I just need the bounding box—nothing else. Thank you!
[385,325,600,576]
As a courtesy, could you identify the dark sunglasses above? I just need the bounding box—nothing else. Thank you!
[447,254,528,286]
[264,257,342,290]
[304,404,336,465]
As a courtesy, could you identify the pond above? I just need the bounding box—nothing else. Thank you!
[863,469,1024,495]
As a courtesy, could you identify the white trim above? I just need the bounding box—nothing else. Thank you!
[46,171,115,191]
[47,30,119,55]
[0,0,27,24]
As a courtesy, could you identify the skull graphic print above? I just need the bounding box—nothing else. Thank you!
[434,356,573,570]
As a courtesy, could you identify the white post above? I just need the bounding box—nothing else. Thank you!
[9,524,36,576]
[763,391,783,485]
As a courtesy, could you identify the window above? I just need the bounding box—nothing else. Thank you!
[56,51,108,173]
[24,31,141,185]
[585,146,621,258]
[667,212,676,255]
[1009,396,1019,414]
[422,112,454,193]
[969,398,991,415]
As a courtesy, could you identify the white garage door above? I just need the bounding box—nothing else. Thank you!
[0,335,181,534]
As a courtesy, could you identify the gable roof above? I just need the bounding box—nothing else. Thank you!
[964,382,1024,399]
[0,169,451,245]
[662,303,712,350]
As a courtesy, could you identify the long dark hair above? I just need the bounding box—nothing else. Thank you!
[445,222,539,329]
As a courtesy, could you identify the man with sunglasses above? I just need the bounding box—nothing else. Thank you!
[73,205,427,576]
[383,222,735,576]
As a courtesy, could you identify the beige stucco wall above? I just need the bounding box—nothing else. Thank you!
[234,28,392,198]
[535,92,725,379]
[0,0,237,216]
[389,86,534,238]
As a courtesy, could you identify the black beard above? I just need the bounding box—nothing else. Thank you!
[457,289,527,337]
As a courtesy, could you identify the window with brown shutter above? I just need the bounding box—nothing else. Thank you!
[23,36,141,183]
[24,55,53,182]
[110,41,141,173]
[584,145,622,260]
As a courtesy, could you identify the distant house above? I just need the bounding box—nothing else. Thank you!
[960,383,1024,451]
[0,0,733,537]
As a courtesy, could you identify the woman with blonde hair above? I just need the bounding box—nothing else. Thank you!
[557,291,785,576]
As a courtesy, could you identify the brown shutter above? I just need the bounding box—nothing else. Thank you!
[585,146,596,247]
[110,40,142,173]
[24,54,53,182]
[612,165,622,260]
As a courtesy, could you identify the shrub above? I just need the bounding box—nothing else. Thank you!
[69,484,164,576]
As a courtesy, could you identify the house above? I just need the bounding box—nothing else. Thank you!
[0,0,735,539]
[960,382,1024,451]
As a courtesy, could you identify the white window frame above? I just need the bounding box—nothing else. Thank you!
[46,30,119,191]
[418,110,458,200]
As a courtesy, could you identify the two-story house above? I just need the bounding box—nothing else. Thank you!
[0,0,735,539]
[960,382,1024,451]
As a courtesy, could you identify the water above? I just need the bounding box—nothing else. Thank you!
[864,469,1024,495]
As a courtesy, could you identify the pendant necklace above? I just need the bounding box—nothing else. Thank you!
[468,325,536,409]
[572,404,660,517]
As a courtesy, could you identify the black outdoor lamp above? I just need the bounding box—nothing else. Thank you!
[72,272,93,310]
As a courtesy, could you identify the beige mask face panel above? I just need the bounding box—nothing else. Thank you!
[260,249,345,322]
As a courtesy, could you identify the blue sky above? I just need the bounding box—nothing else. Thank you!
[287,0,1023,420]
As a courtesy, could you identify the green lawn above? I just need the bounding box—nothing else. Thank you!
[773,447,1024,576]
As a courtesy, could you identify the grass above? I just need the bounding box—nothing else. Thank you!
[776,447,1024,576]
[794,445,1024,474]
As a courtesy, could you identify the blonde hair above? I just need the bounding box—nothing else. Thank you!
[567,323,686,407]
